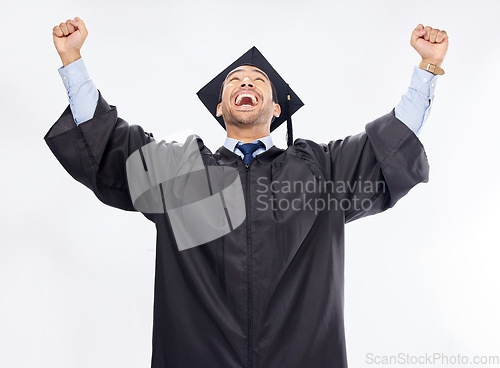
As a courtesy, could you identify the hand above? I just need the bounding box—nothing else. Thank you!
[52,17,88,67]
[410,24,448,67]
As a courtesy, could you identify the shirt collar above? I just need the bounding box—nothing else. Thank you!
[224,135,274,153]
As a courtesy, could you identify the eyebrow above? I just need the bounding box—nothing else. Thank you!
[225,68,270,82]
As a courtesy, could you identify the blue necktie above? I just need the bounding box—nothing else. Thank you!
[237,141,265,165]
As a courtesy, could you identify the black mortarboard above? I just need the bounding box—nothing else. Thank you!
[196,46,304,146]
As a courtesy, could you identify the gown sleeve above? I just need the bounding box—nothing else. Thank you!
[297,109,429,223]
[44,90,156,220]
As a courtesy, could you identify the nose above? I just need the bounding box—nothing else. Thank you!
[240,77,254,88]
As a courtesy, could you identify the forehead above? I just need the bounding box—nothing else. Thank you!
[224,65,270,82]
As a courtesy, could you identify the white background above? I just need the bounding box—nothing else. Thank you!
[1,0,499,367]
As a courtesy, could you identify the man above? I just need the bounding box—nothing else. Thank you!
[46,17,448,368]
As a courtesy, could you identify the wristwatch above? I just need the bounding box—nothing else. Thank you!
[419,61,445,75]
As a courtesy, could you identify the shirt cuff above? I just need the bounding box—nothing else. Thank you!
[57,57,90,92]
[410,65,438,98]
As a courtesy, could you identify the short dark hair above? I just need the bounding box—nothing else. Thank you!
[218,64,279,104]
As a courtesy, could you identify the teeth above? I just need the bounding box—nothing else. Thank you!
[235,93,258,105]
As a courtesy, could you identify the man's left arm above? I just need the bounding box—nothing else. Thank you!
[396,24,449,135]
[300,24,449,222]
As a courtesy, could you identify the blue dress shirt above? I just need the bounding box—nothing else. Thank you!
[224,136,273,159]
[58,58,438,157]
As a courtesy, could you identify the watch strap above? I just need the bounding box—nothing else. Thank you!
[419,61,445,75]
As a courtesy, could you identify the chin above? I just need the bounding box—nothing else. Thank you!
[222,106,272,129]
[224,112,259,127]
[227,118,257,128]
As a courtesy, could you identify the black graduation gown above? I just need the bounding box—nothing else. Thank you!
[44,91,429,368]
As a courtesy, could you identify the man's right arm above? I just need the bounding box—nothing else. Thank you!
[53,17,97,125]
[48,18,156,220]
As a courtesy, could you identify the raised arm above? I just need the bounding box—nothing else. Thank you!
[53,17,97,125]
[300,24,449,223]
[395,24,449,135]
[46,18,155,220]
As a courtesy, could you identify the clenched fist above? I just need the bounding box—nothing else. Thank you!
[411,24,448,67]
[52,17,88,67]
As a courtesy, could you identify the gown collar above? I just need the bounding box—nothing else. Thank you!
[214,144,286,165]
[197,135,286,165]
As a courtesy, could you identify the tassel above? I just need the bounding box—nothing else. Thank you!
[285,90,293,147]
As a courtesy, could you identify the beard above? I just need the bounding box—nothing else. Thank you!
[221,103,272,129]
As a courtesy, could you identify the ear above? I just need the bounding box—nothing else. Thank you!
[273,103,281,118]
[216,102,222,117]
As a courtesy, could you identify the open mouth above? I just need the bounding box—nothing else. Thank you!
[234,92,259,107]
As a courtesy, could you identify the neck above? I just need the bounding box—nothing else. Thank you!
[226,124,270,143]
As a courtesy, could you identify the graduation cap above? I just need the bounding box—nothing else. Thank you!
[197,46,304,146]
